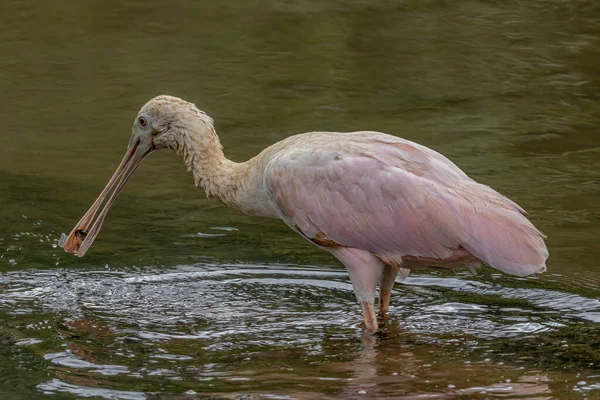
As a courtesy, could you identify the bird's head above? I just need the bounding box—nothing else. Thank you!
[132,95,215,153]
[62,95,215,256]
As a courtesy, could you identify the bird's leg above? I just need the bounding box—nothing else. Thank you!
[360,302,378,332]
[331,248,384,333]
[378,265,399,316]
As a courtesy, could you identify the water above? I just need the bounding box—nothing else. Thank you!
[1,0,599,398]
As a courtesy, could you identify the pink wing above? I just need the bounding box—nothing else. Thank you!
[265,133,548,276]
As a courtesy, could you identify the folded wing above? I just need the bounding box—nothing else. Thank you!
[265,133,548,276]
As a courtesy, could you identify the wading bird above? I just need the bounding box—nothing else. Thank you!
[63,95,548,332]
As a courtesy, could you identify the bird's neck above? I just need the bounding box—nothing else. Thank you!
[177,125,279,219]
[178,128,241,209]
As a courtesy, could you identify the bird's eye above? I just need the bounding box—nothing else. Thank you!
[138,116,148,127]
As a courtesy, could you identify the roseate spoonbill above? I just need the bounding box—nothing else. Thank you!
[63,95,548,332]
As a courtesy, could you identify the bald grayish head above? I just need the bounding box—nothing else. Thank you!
[135,95,218,153]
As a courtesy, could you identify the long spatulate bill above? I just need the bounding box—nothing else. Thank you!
[63,139,153,257]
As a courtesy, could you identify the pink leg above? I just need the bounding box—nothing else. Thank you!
[378,265,398,315]
[331,248,384,332]
[360,302,378,332]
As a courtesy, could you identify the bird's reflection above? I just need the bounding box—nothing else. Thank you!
[335,320,552,398]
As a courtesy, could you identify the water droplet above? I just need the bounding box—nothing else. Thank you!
[58,233,68,248]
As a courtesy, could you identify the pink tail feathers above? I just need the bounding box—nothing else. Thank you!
[458,196,548,277]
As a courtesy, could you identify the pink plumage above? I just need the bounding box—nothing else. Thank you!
[266,131,547,276]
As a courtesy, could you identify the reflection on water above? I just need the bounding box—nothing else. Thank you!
[1,264,599,398]
[0,0,599,398]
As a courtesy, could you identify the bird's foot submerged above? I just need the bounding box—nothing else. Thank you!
[378,290,392,316]
[360,302,378,332]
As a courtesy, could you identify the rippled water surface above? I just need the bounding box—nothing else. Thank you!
[1,0,599,398]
